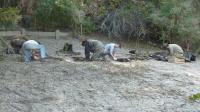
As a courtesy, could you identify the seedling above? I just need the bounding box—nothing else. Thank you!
[189,93,200,101]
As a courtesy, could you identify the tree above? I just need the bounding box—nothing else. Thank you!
[0,0,19,8]
[20,0,35,15]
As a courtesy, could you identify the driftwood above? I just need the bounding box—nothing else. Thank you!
[71,56,85,61]
[149,52,168,61]
[45,56,64,61]
[0,37,15,54]
[116,58,130,62]
[45,53,64,61]
[0,37,12,48]
[0,50,4,61]
[116,51,150,61]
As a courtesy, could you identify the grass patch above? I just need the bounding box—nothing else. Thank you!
[189,93,200,101]
[0,54,4,61]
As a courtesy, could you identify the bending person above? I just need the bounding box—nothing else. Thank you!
[10,38,27,54]
[104,43,121,60]
[22,40,46,62]
[163,41,184,59]
[81,39,104,61]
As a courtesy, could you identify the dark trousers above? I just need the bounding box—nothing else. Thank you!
[85,41,92,60]
[84,41,104,60]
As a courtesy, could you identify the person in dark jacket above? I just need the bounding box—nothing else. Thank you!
[10,38,27,54]
[81,39,104,61]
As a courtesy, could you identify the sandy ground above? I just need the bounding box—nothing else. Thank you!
[0,36,200,112]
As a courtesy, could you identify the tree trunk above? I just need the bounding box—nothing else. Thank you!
[155,0,161,9]
[20,0,35,15]
[0,0,19,8]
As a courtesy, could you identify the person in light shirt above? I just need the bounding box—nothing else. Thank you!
[22,40,46,62]
[104,43,121,60]
[163,41,184,59]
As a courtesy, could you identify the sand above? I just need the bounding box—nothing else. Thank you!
[0,36,200,112]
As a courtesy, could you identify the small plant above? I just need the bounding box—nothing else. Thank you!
[0,7,20,30]
[196,48,200,55]
[82,17,95,34]
[0,54,4,61]
[189,93,200,101]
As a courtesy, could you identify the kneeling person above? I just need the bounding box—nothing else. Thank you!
[22,40,46,62]
[163,42,184,62]
[10,38,27,54]
[81,39,104,61]
[104,43,121,60]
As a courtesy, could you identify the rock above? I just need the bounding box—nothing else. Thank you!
[57,42,81,55]
[129,49,136,54]
[116,58,130,62]
[63,42,73,53]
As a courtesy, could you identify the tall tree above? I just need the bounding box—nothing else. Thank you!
[20,0,35,15]
[0,0,19,8]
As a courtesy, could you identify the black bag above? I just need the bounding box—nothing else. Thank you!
[184,52,196,62]
[149,52,168,61]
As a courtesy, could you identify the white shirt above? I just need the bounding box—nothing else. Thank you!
[167,44,183,55]
[24,40,39,45]
[104,43,116,55]
[22,40,40,49]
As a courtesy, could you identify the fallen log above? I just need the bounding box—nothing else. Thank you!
[116,58,130,62]
[45,56,64,61]
[45,53,64,61]
[71,56,85,61]
[0,53,4,61]
[0,37,12,48]
[0,37,15,54]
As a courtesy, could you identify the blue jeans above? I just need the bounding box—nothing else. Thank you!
[22,45,46,62]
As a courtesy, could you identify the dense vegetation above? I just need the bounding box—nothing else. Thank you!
[0,0,200,53]
[189,93,200,101]
[0,0,20,30]
[0,7,20,30]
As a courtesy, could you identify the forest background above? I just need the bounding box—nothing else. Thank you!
[0,0,200,53]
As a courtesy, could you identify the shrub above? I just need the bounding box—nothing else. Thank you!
[32,0,95,34]
[0,7,20,30]
[82,17,95,34]
[189,93,200,101]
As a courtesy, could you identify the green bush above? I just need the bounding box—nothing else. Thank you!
[32,0,95,33]
[189,93,200,101]
[0,0,19,8]
[19,0,200,51]
[196,48,200,55]
[0,7,20,30]
[82,17,95,34]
